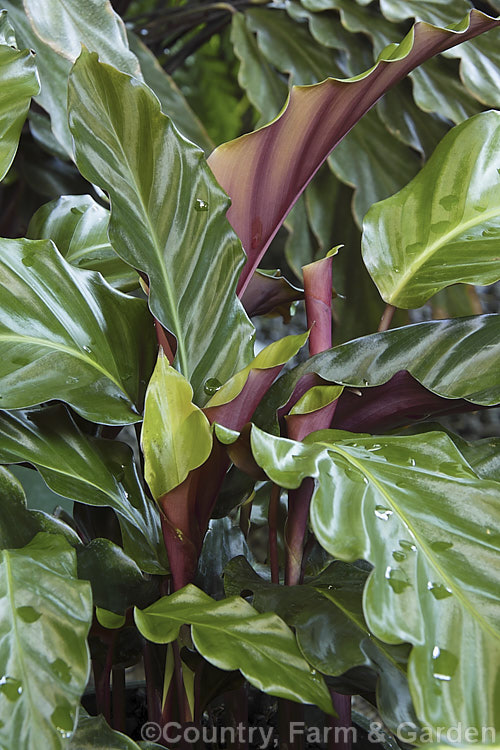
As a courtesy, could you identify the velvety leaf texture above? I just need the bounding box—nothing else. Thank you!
[68,50,254,405]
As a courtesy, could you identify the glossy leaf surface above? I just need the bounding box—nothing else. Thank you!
[208,10,500,294]
[69,713,154,749]
[255,314,500,433]
[0,533,92,749]
[0,9,39,179]
[362,111,500,307]
[28,195,138,291]
[244,425,500,733]
[142,354,213,498]
[0,407,167,573]
[135,584,333,713]
[69,50,254,404]
[225,557,418,732]
[0,238,156,424]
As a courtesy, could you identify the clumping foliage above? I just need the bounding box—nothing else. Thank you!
[0,1,499,748]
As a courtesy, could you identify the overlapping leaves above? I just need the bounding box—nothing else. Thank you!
[0,238,156,424]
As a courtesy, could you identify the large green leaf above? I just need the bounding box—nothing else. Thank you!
[242,425,500,734]
[379,0,471,26]
[230,13,288,127]
[0,9,39,180]
[27,195,139,292]
[68,50,254,405]
[255,315,500,434]
[362,111,500,308]
[142,354,213,499]
[0,533,92,749]
[410,57,483,125]
[0,406,167,574]
[225,557,419,733]
[135,584,333,714]
[0,237,155,424]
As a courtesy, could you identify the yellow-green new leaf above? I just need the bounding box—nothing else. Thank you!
[142,354,213,499]
[362,111,500,308]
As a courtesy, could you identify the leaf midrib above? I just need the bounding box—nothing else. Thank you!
[327,444,500,645]
[0,333,125,394]
[388,206,500,303]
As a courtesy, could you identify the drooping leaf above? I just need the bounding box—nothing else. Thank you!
[0,533,92,749]
[243,425,500,734]
[225,556,419,733]
[27,195,139,292]
[446,29,500,107]
[207,10,500,294]
[196,517,256,599]
[240,269,304,319]
[255,314,500,434]
[68,50,254,404]
[0,464,80,549]
[362,111,500,308]
[127,31,214,155]
[0,9,39,180]
[141,353,213,499]
[135,584,333,714]
[230,13,288,127]
[0,238,155,423]
[0,406,167,574]
[76,538,160,614]
[410,57,483,125]
[379,0,471,26]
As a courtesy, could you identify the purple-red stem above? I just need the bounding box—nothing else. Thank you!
[328,691,353,750]
[112,666,126,733]
[268,484,280,584]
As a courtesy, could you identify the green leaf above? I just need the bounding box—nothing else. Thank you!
[0,464,80,550]
[76,538,159,614]
[27,195,139,292]
[255,315,500,434]
[410,57,483,125]
[0,9,39,180]
[225,557,419,733]
[95,607,125,630]
[69,713,148,749]
[362,111,500,308]
[0,406,167,574]
[447,29,500,108]
[135,584,333,714]
[68,50,254,404]
[0,533,92,749]
[230,13,288,126]
[127,31,214,155]
[379,0,471,26]
[0,237,156,424]
[328,108,421,224]
[246,425,500,734]
[142,354,213,499]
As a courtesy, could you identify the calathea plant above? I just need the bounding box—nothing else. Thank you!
[0,1,499,749]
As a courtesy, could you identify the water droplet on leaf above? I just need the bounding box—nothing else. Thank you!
[427,582,453,600]
[375,505,393,521]
[82,345,92,354]
[384,566,411,594]
[430,540,453,553]
[432,647,458,681]
[0,676,23,701]
[16,606,41,623]
[204,378,222,396]
[194,199,209,212]
[439,195,458,211]
[51,658,71,684]
[51,705,74,738]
